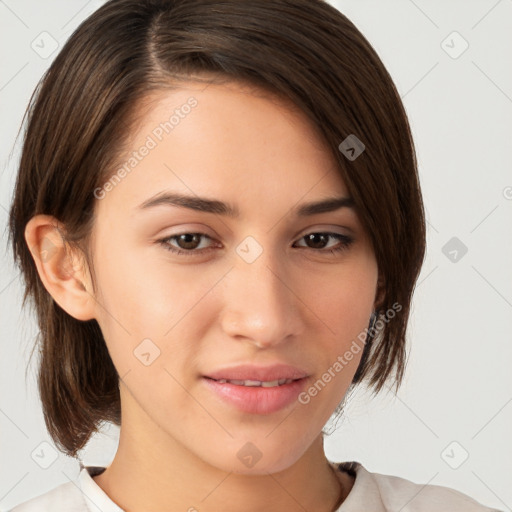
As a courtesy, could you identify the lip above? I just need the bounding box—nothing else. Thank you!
[202,364,310,415]
[202,376,309,414]
[204,363,309,382]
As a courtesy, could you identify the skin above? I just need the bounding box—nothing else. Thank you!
[26,80,382,512]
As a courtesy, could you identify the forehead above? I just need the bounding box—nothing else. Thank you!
[95,80,348,220]
[130,79,334,159]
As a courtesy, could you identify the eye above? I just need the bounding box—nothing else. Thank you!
[293,232,354,255]
[157,231,354,257]
[158,232,217,255]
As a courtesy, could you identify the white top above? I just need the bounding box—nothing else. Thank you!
[9,461,500,511]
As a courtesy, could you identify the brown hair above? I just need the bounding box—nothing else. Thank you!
[8,0,426,458]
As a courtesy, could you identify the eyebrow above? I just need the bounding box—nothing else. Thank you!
[137,191,355,217]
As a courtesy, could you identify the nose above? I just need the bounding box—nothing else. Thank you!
[219,242,304,348]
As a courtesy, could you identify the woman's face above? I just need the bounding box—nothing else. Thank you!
[87,80,379,474]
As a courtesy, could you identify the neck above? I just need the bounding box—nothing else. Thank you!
[93,419,348,512]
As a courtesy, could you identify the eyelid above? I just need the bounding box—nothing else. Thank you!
[295,224,354,238]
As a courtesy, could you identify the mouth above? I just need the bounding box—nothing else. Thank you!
[202,376,309,414]
[204,377,300,387]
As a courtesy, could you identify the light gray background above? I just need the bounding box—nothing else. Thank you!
[1,1,511,510]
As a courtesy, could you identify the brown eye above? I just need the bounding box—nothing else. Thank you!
[303,233,330,249]
[158,231,354,258]
[294,232,354,254]
[174,233,203,250]
[159,232,216,255]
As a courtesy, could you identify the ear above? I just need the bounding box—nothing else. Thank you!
[24,215,97,321]
[374,273,386,311]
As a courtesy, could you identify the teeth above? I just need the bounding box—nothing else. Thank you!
[215,378,294,387]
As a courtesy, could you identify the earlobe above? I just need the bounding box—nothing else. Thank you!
[24,215,96,321]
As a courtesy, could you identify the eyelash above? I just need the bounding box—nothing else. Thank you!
[157,232,354,257]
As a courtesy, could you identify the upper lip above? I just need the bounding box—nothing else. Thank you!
[204,364,309,382]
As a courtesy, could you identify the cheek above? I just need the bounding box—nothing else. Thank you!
[312,269,376,393]
[92,244,219,369]
[309,260,377,334]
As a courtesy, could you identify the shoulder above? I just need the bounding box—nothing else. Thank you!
[8,466,111,512]
[8,481,86,512]
[335,461,501,512]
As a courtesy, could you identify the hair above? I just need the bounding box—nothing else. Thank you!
[8,0,426,458]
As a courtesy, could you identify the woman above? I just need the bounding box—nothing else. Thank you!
[7,0,500,510]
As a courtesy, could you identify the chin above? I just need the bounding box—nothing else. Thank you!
[201,438,309,476]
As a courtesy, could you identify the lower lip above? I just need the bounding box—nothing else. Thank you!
[202,377,308,414]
